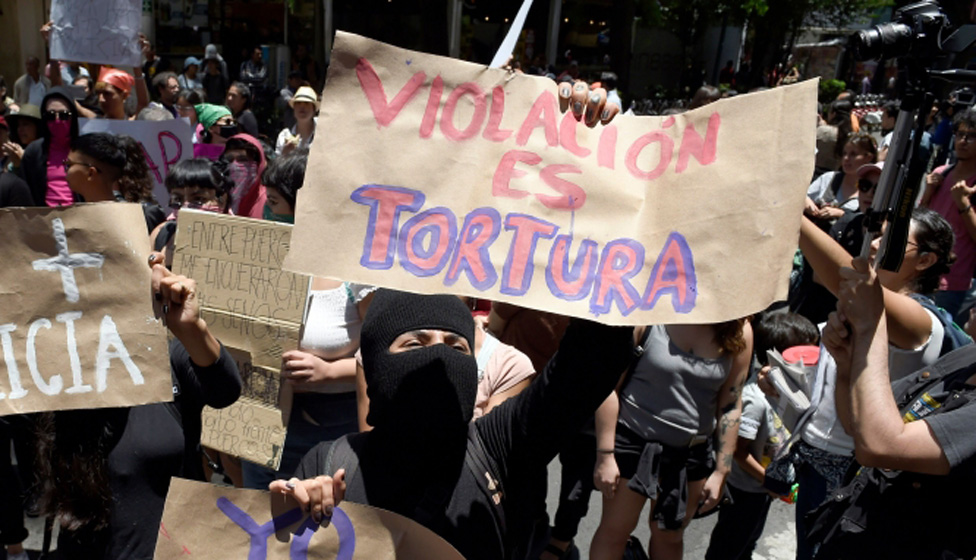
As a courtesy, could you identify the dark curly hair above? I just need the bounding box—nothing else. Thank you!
[115,135,156,203]
[909,206,956,295]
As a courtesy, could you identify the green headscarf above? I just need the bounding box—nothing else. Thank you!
[195,103,232,130]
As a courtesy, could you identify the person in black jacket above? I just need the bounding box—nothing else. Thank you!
[19,87,80,206]
[270,290,633,560]
[37,253,241,560]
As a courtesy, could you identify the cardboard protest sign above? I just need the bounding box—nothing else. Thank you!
[0,204,171,416]
[49,0,142,67]
[286,32,816,326]
[173,210,310,469]
[80,118,194,207]
[155,478,465,559]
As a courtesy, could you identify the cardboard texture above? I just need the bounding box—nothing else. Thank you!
[173,210,310,469]
[49,0,142,67]
[79,118,195,207]
[286,31,817,326]
[0,203,171,416]
[154,478,465,559]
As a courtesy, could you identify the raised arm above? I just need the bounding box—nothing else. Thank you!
[476,319,633,473]
[799,216,932,350]
[828,258,950,475]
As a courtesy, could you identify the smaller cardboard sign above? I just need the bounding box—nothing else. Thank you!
[0,204,172,416]
[174,210,310,469]
[79,118,194,207]
[154,478,465,559]
[49,0,142,67]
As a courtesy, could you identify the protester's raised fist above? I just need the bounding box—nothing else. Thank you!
[149,254,203,336]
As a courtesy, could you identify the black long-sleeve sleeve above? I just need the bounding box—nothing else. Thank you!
[475,319,634,480]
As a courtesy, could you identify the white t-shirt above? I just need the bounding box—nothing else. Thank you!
[801,309,943,455]
[299,282,375,394]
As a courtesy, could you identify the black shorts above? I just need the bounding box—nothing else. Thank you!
[614,423,715,530]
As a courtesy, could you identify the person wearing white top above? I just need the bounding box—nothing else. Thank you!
[275,86,318,156]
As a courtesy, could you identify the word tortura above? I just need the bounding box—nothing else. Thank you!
[356,58,720,211]
[352,185,697,317]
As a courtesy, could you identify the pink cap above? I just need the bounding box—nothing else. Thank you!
[782,345,820,366]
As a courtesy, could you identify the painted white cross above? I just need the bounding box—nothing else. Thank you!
[32,218,105,303]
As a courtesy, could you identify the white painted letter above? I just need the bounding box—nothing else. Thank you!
[95,315,144,392]
[58,312,91,394]
[27,318,64,396]
[0,323,27,399]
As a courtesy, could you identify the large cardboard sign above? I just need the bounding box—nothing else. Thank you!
[0,204,171,416]
[286,32,816,326]
[173,210,310,469]
[49,0,142,67]
[155,478,465,559]
[80,118,194,207]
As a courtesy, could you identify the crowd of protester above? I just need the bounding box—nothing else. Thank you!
[1,19,976,560]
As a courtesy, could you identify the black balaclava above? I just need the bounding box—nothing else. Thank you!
[360,289,477,430]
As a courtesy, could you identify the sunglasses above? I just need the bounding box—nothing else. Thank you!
[857,178,878,193]
[44,110,73,122]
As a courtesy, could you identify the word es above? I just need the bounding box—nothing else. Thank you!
[353,185,697,317]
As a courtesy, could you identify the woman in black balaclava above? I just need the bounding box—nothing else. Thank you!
[271,289,634,560]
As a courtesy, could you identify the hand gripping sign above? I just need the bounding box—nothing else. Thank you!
[0,204,171,416]
[154,478,465,559]
[286,32,817,326]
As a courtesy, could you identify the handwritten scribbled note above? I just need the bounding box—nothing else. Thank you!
[50,0,142,67]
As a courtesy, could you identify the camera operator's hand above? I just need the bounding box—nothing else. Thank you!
[950,180,976,211]
[822,310,853,376]
[836,256,885,338]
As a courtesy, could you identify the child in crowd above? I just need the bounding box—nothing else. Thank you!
[705,312,818,560]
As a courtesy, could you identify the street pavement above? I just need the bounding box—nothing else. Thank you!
[542,457,798,560]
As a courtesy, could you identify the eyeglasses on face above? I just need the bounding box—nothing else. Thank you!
[62,159,97,173]
[955,130,976,143]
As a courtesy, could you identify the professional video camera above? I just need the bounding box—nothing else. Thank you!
[847,1,976,271]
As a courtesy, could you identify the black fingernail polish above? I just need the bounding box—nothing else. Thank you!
[573,102,582,114]
[602,109,610,121]
[154,292,163,301]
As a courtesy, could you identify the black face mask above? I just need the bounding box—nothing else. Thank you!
[365,343,478,432]
[218,124,239,138]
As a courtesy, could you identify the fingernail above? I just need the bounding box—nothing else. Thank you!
[559,85,570,97]
[324,506,333,518]
[586,107,595,123]
[154,291,163,302]
[285,481,295,490]
[601,109,610,121]
[148,254,157,265]
[573,102,582,114]
[574,83,586,92]
[312,512,321,523]
[590,93,601,105]
[162,304,168,316]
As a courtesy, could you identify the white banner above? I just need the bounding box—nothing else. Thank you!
[80,118,194,207]
[50,0,142,67]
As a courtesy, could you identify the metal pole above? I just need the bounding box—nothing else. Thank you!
[324,0,333,64]
[448,0,462,58]
[546,0,561,68]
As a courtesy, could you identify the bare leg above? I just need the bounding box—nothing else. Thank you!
[648,478,707,560]
[590,478,647,560]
